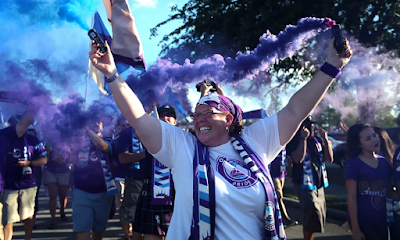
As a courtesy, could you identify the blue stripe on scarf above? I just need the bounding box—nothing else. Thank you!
[301,138,329,190]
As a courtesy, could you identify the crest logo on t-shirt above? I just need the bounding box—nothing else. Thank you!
[12,149,22,159]
[359,180,386,211]
[90,151,98,161]
[216,156,258,189]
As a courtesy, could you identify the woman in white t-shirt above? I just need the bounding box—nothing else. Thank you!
[89,38,352,240]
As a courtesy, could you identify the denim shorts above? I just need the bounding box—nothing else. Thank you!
[72,188,113,232]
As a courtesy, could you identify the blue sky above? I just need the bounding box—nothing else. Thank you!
[0,0,282,120]
[101,0,188,65]
[96,0,272,112]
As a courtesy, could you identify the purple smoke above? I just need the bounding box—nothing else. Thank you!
[310,34,400,127]
[125,17,335,110]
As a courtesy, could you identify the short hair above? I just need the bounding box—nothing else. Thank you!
[346,123,371,159]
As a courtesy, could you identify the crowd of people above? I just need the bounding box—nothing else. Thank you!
[0,32,398,240]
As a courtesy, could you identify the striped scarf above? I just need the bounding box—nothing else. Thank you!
[191,134,286,240]
[301,137,329,190]
[151,157,173,205]
[130,130,144,170]
[268,148,286,178]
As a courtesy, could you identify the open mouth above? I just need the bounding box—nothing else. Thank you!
[199,126,211,133]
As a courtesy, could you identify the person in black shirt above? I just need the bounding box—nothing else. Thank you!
[286,116,333,240]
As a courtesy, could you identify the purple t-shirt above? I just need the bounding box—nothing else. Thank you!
[344,156,391,227]
[393,147,400,181]
[115,127,146,179]
[73,137,114,193]
[45,150,70,174]
[0,126,19,192]
[5,133,47,190]
[269,150,286,179]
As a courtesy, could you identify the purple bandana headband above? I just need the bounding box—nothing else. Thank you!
[197,94,243,125]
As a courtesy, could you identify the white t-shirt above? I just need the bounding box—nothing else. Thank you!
[152,114,283,240]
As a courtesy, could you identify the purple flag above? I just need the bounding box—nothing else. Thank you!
[242,109,268,119]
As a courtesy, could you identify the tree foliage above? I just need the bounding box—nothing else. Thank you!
[152,0,400,62]
[151,0,400,127]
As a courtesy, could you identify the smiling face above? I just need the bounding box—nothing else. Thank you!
[359,127,380,155]
[193,104,232,147]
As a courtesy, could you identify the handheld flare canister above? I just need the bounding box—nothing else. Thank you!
[88,29,108,55]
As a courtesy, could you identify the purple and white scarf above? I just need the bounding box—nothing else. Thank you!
[301,137,329,191]
[151,157,173,205]
[191,134,286,240]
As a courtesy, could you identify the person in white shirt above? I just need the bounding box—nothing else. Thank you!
[89,37,352,240]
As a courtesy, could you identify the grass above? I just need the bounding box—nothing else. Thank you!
[284,187,348,212]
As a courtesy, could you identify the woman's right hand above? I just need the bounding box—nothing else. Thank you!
[352,229,365,240]
[300,126,310,139]
[89,40,117,79]
[200,82,213,97]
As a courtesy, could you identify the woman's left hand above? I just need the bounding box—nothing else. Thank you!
[326,37,352,69]
[316,128,328,141]
[89,40,117,78]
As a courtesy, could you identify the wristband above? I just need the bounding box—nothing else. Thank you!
[320,62,341,78]
[105,70,120,83]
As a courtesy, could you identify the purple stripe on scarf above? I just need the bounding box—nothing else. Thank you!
[191,140,215,240]
[199,177,208,185]
[191,141,201,240]
[159,175,170,181]
[207,161,216,239]
[200,199,210,208]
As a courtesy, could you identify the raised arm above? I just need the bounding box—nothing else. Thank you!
[89,41,162,154]
[86,127,111,153]
[16,109,36,138]
[288,127,309,164]
[317,128,334,163]
[277,38,352,146]
[289,139,307,164]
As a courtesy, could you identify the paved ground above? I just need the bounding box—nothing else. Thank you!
[9,184,352,240]
[283,204,351,240]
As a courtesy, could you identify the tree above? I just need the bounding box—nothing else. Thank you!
[151,0,400,124]
[314,106,342,131]
[152,0,400,62]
